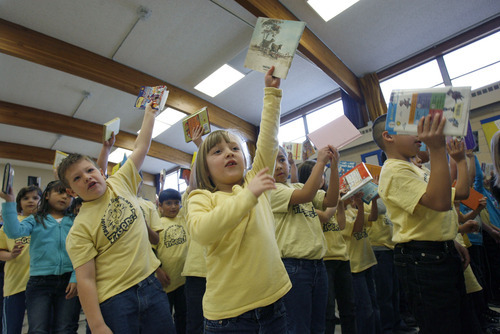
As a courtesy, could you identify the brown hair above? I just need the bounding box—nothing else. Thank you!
[57,153,98,188]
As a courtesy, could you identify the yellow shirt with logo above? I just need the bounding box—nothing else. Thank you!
[66,159,161,303]
[0,217,31,296]
[365,201,395,250]
[155,216,188,293]
[378,159,458,244]
[342,206,377,273]
[137,197,163,233]
[323,211,349,261]
[271,183,327,260]
[187,87,291,320]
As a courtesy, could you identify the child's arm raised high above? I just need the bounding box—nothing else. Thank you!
[128,101,159,171]
[448,138,470,200]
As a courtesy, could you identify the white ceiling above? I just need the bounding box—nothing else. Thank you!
[0,0,499,175]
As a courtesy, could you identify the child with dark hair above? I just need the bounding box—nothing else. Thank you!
[1,181,80,333]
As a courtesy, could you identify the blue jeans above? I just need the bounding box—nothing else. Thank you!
[87,273,175,334]
[204,298,287,334]
[352,267,381,334]
[3,291,26,334]
[394,240,468,334]
[26,273,81,334]
[185,276,206,334]
[168,285,187,334]
[324,260,356,334]
[282,258,328,334]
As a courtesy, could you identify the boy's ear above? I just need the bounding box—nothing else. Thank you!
[382,130,394,143]
[99,168,106,178]
[66,188,77,198]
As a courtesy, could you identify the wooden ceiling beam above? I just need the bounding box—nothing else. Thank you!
[235,0,362,101]
[0,101,193,168]
[0,18,257,142]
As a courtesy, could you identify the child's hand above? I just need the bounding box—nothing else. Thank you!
[248,167,276,198]
[0,186,15,202]
[417,114,446,151]
[10,242,24,259]
[447,138,465,163]
[454,240,470,270]
[478,197,487,210]
[191,125,204,148]
[104,132,116,148]
[466,149,474,159]
[317,146,335,165]
[328,145,339,165]
[145,101,160,116]
[65,282,78,299]
[461,220,480,234]
[156,268,171,288]
[287,152,295,166]
[265,66,280,89]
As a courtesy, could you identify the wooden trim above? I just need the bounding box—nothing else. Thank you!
[378,16,500,81]
[234,0,362,101]
[0,18,257,142]
[0,101,193,167]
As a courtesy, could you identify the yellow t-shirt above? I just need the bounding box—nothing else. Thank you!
[378,159,458,244]
[455,233,482,294]
[0,217,31,296]
[187,87,291,320]
[182,190,207,278]
[138,197,163,233]
[323,212,349,261]
[365,202,395,250]
[66,159,161,303]
[342,206,377,273]
[155,216,188,293]
[271,183,327,260]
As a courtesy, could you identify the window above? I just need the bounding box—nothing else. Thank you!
[279,118,306,144]
[163,170,187,193]
[306,101,344,133]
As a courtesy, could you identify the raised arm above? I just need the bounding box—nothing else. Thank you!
[96,132,116,175]
[323,146,340,208]
[288,152,298,184]
[448,139,469,200]
[129,102,159,171]
[0,190,33,238]
[418,114,452,211]
[351,194,365,234]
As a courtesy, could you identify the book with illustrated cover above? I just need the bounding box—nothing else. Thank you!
[307,115,362,150]
[53,150,68,170]
[338,161,357,177]
[302,139,316,160]
[283,142,303,162]
[102,117,120,142]
[244,18,306,79]
[134,85,169,111]
[385,86,471,137]
[183,107,211,143]
[180,168,191,182]
[340,163,378,203]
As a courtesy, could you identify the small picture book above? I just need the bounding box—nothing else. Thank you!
[283,142,303,162]
[338,161,357,177]
[385,86,471,137]
[183,107,211,143]
[340,163,378,203]
[244,17,306,79]
[135,85,169,111]
[463,121,477,151]
[461,187,485,210]
[307,115,362,150]
[102,117,120,142]
[53,150,68,170]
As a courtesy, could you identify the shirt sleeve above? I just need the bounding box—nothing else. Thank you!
[65,224,98,270]
[270,183,295,213]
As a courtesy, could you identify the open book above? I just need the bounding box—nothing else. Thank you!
[102,117,120,142]
[135,85,169,111]
[244,18,306,79]
[340,163,378,204]
[386,86,471,137]
[183,107,211,143]
[307,115,362,150]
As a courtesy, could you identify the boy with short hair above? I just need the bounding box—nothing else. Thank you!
[373,113,471,333]
[58,102,175,333]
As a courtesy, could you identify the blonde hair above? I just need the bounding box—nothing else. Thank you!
[194,130,247,192]
[491,130,500,187]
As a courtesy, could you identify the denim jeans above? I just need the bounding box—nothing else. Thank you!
[394,241,468,334]
[352,267,381,334]
[87,273,175,334]
[168,285,187,334]
[25,273,81,334]
[3,291,26,334]
[324,260,356,334]
[204,298,287,334]
[372,249,407,333]
[185,276,206,334]
[282,258,328,334]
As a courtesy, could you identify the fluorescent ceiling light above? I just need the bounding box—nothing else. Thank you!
[138,107,186,138]
[194,64,245,98]
[108,148,132,164]
[307,0,359,22]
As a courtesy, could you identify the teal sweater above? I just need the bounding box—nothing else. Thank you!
[2,202,76,283]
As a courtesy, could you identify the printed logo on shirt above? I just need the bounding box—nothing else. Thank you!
[353,229,369,241]
[323,221,341,232]
[101,196,137,244]
[383,216,393,226]
[15,236,30,245]
[292,204,318,219]
[163,225,187,248]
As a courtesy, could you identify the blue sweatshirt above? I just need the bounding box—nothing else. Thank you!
[1,202,76,283]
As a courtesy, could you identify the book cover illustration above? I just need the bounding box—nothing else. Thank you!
[386,86,471,137]
[307,115,362,150]
[102,117,120,142]
[340,163,377,202]
[183,107,211,143]
[338,161,357,177]
[53,150,68,170]
[244,18,306,79]
[135,85,169,111]
[283,142,304,162]
[302,139,316,160]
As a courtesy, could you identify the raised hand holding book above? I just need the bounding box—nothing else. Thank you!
[102,117,120,142]
[183,107,211,143]
[135,85,169,111]
[307,115,362,150]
